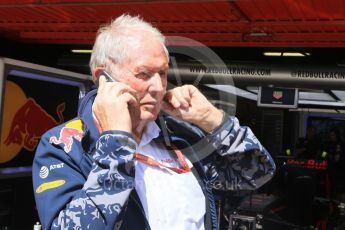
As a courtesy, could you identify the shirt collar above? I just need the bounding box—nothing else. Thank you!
[138,121,161,148]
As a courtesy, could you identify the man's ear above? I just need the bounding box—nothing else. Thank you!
[92,66,105,82]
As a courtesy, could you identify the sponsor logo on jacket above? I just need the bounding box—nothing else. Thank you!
[36,180,65,193]
[39,163,65,178]
[49,119,84,153]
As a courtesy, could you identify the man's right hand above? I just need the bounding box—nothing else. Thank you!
[92,75,138,133]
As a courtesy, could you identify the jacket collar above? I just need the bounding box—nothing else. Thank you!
[78,89,101,154]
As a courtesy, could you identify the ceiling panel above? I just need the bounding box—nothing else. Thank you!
[1,0,345,47]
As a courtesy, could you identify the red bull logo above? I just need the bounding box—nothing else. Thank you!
[4,98,65,151]
[0,81,65,163]
[49,119,84,153]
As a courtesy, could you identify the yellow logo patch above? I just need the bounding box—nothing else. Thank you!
[36,179,65,193]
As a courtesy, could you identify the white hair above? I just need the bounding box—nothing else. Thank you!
[89,14,169,73]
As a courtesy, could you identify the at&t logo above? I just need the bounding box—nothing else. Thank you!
[39,166,49,179]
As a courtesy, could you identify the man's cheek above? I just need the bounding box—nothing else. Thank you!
[126,80,148,98]
[131,82,147,91]
[157,90,166,101]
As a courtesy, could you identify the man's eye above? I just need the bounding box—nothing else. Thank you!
[159,71,167,77]
[136,72,151,79]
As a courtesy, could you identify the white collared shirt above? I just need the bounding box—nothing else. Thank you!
[134,121,206,230]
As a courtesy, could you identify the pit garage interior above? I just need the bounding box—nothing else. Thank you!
[1,1,345,229]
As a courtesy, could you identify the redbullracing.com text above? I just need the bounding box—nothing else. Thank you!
[189,66,271,76]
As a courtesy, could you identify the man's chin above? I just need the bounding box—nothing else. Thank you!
[139,110,159,122]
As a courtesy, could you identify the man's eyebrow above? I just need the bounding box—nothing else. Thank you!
[135,65,168,73]
[135,66,150,71]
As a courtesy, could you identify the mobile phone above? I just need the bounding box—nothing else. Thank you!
[95,70,117,87]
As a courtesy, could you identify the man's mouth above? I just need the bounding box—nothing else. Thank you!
[140,101,157,106]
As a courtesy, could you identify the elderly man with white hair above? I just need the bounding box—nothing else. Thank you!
[33,14,275,230]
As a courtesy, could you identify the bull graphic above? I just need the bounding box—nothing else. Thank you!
[4,98,65,151]
[49,120,84,153]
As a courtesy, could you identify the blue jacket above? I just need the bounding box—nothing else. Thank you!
[32,89,276,230]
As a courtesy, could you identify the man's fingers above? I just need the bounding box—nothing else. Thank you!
[173,88,189,108]
[161,101,180,116]
[122,92,139,107]
[164,91,180,108]
[164,86,192,109]
[181,85,192,106]
[97,75,107,91]
[98,79,138,100]
[116,84,137,97]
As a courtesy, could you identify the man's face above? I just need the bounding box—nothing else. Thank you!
[110,32,169,122]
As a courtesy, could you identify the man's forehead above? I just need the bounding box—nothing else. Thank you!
[114,30,168,69]
[125,48,169,70]
[121,29,161,48]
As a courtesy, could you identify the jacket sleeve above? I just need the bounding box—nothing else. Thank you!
[32,130,136,230]
[204,115,276,191]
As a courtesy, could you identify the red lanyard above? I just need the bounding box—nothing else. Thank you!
[134,144,191,174]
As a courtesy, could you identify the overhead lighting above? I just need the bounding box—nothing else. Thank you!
[263,52,309,57]
[283,52,305,57]
[71,49,92,54]
[249,32,270,37]
[263,52,282,56]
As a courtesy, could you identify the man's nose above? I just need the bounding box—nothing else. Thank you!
[148,73,165,93]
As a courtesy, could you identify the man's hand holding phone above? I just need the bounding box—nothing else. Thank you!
[94,70,116,88]
[93,73,139,133]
